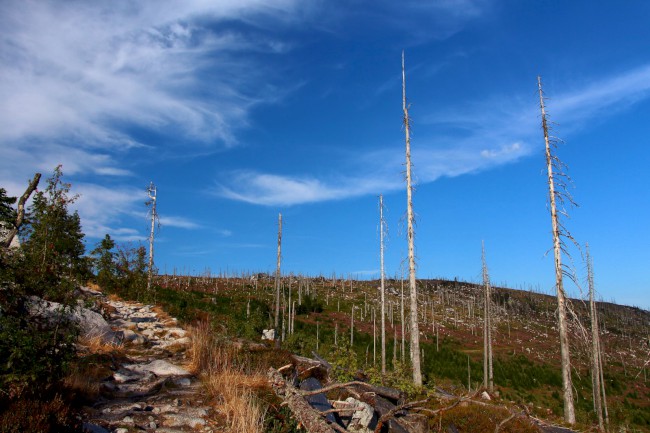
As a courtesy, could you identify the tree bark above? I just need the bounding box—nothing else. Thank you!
[538,76,575,424]
[146,182,157,294]
[268,368,337,433]
[2,172,41,248]
[587,244,605,431]
[380,194,387,375]
[275,213,282,338]
[482,241,494,393]
[403,51,422,386]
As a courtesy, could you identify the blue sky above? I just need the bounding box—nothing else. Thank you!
[1,1,649,308]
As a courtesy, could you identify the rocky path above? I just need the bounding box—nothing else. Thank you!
[81,290,214,433]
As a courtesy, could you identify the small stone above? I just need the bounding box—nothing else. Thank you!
[153,407,161,414]
[481,391,491,400]
[149,421,157,429]
[174,377,192,387]
[122,415,134,423]
[115,429,128,433]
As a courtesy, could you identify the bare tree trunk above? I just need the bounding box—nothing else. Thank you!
[587,244,605,431]
[538,76,575,424]
[401,269,405,362]
[599,339,609,428]
[146,182,158,294]
[275,213,282,342]
[482,241,494,393]
[380,194,387,375]
[402,51,422,386]
[2,173,41,248]
[350,305,355,346]
[373,307,376,366]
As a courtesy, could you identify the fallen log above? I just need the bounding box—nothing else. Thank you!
[292,354,331,382]
[268,367,337,433]
[300,377,343,426]
[300,381,405,403]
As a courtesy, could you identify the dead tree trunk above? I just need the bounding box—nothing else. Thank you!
[482,241,494,393]
[587,244,605,431]
[538,76,575,424]
[2,173,41,248]
[146,182,158,294]
[380,194,387,375]
[275,213,283,341]
[402,51,422,386]
[401,268,405,363]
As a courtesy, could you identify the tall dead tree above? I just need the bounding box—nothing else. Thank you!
[146,182,159,293]
[402,51,422,386]
[2,173,41,248]
[538,76,575,424]
[587,244,606,431]
[482,240,494,393]
[275,213,283,340]
[379,194,387,374]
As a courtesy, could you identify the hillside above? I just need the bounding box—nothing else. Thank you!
[142,272,650,432]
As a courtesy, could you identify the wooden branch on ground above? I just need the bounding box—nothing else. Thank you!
[299,380,403,402]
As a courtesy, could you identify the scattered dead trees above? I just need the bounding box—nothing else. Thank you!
[1,172,41,248]
[402,51,422,387]
[538,76,577,425]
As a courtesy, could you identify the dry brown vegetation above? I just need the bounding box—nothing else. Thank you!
[189,320,269,433]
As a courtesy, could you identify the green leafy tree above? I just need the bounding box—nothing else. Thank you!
[91,234,117,290]
[0,188,16,225]
[115,244,148,300]
[0,167,82,402]
[21,166,86,301]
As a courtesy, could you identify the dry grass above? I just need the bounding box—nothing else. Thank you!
[64,334,124,403]
[77,333,124,355]
[189,321,268,433]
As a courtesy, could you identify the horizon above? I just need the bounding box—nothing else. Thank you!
[1,1,648,309]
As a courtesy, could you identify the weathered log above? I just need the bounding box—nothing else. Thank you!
[362,394,408,433]
[268,368,337,433]
[292,354,331,382]
[300,381,404,404]
[300,377,343,426]
[348,382,405,403]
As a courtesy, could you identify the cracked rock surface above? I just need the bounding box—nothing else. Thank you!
[80,291,214,433]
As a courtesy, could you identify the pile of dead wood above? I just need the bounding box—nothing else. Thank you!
[267,353,428,433]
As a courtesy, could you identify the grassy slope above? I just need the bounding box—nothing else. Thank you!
[132,274,649,432]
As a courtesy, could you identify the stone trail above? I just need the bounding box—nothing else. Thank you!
[80,290,214,433]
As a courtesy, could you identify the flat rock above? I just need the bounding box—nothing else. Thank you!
[124,359,190,377]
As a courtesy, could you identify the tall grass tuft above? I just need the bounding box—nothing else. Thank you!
[189,321,267,433]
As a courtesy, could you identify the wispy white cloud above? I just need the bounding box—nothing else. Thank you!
[550,64,650,125]
[1,0,302,141]
[0,0,305,186]
[217,171,399,206]
[73,183,146,241]
[218,64,650,207]
[159,216,201,230]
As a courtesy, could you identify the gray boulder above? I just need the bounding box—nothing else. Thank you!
[27,296,116,343]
